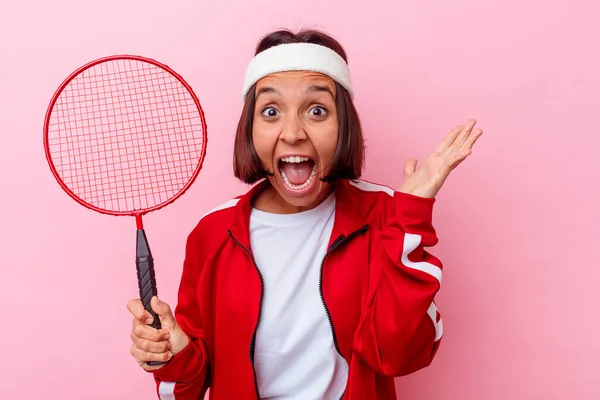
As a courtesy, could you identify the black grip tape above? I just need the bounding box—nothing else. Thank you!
[136,229,165,366]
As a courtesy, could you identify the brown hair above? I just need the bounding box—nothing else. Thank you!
[233,29,365,184]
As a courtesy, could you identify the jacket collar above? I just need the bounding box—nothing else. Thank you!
[228,179,368,251]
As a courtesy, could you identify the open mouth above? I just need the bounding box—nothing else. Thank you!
[278,156,317,191]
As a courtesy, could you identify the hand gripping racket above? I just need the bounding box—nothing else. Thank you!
[43,55,207,364]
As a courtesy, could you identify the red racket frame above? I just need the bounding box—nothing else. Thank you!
[43,54,208,230]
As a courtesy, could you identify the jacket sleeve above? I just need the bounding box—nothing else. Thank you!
[151,226,210,399]
[353,191,443,377]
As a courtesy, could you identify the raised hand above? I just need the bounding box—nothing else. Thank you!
[399,118,483,198]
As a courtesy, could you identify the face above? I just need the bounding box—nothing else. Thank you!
[252,71,338,213]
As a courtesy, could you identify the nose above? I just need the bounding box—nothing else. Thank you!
[279,113,307,145]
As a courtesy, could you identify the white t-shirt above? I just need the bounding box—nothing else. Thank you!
[249,192,348,399]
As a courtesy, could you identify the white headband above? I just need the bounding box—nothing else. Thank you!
[242,42,354,101]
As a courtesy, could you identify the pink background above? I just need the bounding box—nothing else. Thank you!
[1,0,598,399]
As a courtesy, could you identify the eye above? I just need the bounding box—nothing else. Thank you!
[309,106,327,117]
[261,107,279,117]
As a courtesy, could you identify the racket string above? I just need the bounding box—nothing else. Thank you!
[46,58,205,213]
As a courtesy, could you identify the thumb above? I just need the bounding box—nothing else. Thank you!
[404,158,418,178]
[150,296,178,329]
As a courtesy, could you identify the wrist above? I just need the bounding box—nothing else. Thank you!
[398,183,437,199]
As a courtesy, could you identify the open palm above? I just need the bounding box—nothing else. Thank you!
[399,119,483,198]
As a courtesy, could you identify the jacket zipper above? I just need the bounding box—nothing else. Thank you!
[228,230,264,400]
[229,224,369,400]
[319,224,369,400]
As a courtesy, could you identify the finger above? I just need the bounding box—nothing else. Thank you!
[403,158,417,178]
[454,119,477,148]
[130,342,171,362]
[462,128,483,150]
[435,125,463,153]
[130,332,172,353]
[151,296,178,329]
[127,298,153,323]
[130,343,172,364]
[133,318,171,341]
[447,148,472,169]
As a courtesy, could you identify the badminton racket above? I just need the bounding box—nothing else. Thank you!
[43,55,207,364]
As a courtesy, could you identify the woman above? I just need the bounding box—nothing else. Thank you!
[127,29,483,399]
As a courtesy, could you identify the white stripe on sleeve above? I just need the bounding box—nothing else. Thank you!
[401,233,442,283]
[158,381,175,400]
[426,302,443,342]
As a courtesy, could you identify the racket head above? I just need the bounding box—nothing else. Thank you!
[43,55,207,217]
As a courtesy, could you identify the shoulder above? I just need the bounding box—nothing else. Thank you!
[347,179,396,198]
[186,195,242,249]
[342,179,398,227]
[198,197,241,227]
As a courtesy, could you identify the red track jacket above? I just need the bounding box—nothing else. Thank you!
[152,178,443,399]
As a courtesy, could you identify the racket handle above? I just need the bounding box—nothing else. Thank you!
[135,229,165,366]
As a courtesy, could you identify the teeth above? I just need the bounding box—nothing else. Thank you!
[281,156,311,163]
[279,163,318,191]
[281,171,312,190]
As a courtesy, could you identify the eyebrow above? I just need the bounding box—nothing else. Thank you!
[256,86,282,99]
[255,84,335,100]
[305,84,335,99]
